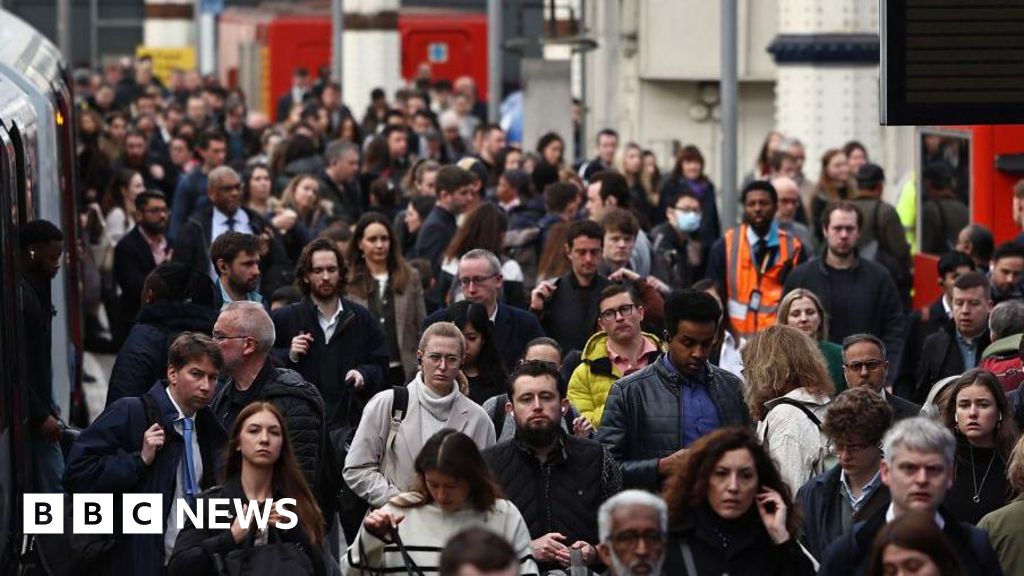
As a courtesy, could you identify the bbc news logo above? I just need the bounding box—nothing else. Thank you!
[24,494,299,534]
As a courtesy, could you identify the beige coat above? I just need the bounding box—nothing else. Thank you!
[342,376,496,508]
[347,265,426,381]
[757,387,832,495]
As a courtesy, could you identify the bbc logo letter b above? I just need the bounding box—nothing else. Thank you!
[24,494,62,534]
[73,493,114,534]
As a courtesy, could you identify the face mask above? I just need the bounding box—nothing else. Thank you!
[675,211,701,233]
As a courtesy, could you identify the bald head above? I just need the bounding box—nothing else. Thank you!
[772,176,801,223]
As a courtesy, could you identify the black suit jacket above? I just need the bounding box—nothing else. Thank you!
[424,302,546,369]
[113,226,168,338]
[888,391,921,421]
[170,205,292,298]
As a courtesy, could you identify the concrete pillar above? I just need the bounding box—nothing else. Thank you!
[143,0,195,47]
[769,0,880,183]
[342,0,402,120]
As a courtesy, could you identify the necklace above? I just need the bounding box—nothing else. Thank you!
[970,444,997,504]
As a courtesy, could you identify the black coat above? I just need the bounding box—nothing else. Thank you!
[113,226,170,338]
[820,507,1003,576]
[270,297,390,425]
[106,301,218,407]
[316,168,362,224]
[596,357,751,490]
[22,274,55,427]
[65,382,227,576]
[796,465,891,561]
[896,298,949,399]
[484,435,619,572]
[538,272,612,355]
[171,205,292,299]
[211,361,327,500]
[783,257,905,378]
[664,507,816,576]
[167,475,327,576]
[411,205,457,272]
[914,321,991,405]
[424,302,545,370]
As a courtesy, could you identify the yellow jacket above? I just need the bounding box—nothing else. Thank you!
[567,331,662,429]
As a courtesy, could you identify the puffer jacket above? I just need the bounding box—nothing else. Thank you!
[211,361,326,496]
[567,331,662,429]
[596,356,750,489]
[980,333,1024,393]
[757,387,831,494]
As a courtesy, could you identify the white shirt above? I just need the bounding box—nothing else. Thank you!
[318,298,344,343]
[209,208,254,280]
[163,388,203,562]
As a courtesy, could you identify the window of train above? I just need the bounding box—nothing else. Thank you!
[918,129,971,256]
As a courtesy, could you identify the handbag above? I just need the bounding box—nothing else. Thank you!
[217,528,316,576]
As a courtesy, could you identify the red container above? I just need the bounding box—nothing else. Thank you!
[398,10,489,100]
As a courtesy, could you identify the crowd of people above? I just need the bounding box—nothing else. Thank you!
[23,55,1024,575]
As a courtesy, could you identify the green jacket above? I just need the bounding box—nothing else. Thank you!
[567,331,662,429]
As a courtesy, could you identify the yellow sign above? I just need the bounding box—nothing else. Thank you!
[135,46,196,86]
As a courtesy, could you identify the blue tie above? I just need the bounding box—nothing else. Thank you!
[183,417,199,504]
[225,217,236,232]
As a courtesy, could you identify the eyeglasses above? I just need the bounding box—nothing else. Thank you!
[212,332,250,342]
[610,530,665,549]
[599,304,638,322]
[219,183,242,192]
[423,352,461,366]
[827,440,873,456]
[458,274,498,288]
[843,359,885,373]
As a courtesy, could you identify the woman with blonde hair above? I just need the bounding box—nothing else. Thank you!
[777,288,846,393]
[743,324,834,493]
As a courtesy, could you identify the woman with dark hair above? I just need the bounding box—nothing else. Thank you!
[242,163,277,216]
[844,140,869,175]
[274,173,331,262]
[347,212,426,384]
[662,426,815,576]
[448,301,508,404]
[169,402,329,576]
[619,142,657,227]
[401,195,437,258]
[659,144,721,245]
[641,149,662,194]
[536,131,566,169]
[744,130,784,185]
[495,145,523,179]
[101,167,146,244]
[867,511,964,576]
[441,203,527,309]
[343,429,538,575]
[942,369,1021,524]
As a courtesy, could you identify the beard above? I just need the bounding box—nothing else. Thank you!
[609,548,664,576]
[514,416,560,448]
[139,219,166,236]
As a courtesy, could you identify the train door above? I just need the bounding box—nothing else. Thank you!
[0,119,28,570]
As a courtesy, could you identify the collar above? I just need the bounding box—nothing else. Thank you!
[885,503,945,529]
[214,207,249,226]
[840,468,882,496]
[514,431,568,464]
[219,278,264,305]
[660,354,707,384]
[489,305,498,323]
[316,297,344,322]
[164,387,188,420]
[746,219,780,248]
[499,198,521,212]
[956,329,982,347]
[608,336,658,366]
[942,295,952,316]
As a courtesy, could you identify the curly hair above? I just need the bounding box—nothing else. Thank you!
[743,324,834,421]
[822,387,892,447]
[777,289,830,343]
[661,426,800,537]
[942,369,1021,463]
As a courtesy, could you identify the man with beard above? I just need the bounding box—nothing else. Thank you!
[784,201,904,378]
[270,237,389,420]
[209,232,264,306]
[596,490,669,576]
[114,190,171,340]
[988,241,1024,304]
[120,129,175,197]
[483,361,622,574]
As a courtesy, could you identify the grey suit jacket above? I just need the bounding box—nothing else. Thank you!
[342,377,495,508]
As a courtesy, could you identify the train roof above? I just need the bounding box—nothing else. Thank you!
[0,10,65,92]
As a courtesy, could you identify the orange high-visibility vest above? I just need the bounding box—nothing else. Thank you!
[724,224,802,337]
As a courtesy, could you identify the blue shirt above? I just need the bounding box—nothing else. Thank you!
[955,329,980,371]
[662,355,721,447]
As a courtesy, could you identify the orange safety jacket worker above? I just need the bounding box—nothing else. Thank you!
[725,223,803,336]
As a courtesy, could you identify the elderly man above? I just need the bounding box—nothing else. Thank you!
[424,248,544,368]
[209,302,330,512]
[820,417,1003,576]
[596,490,669,576]
[842,333,920,420]
[172,165,289,297]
